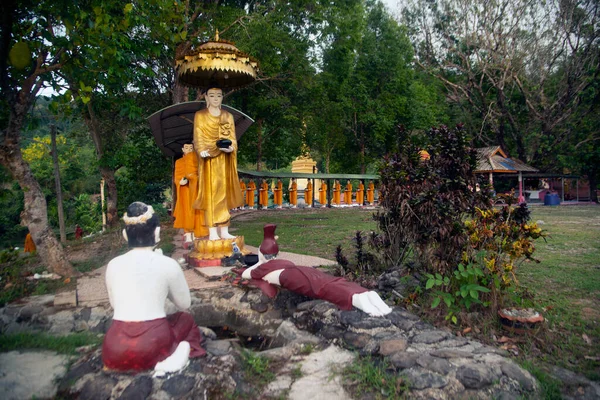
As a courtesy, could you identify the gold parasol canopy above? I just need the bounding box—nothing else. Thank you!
[175,32,259,90]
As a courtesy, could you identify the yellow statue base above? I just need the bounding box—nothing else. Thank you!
[189,235,250,261]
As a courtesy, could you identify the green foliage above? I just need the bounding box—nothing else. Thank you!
[0,332,102,354]
[375,124,492,273]
[341,355,409,399]
[73,194,102,234]
[240,349,275,388]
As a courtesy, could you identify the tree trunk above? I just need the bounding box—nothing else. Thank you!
[587,169,598,203]
[100,167,119,227]
[50,125,66,244]
[256,118,263,171]
[0,126,78,277]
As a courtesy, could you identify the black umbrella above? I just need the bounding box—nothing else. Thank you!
[148,101,254,157]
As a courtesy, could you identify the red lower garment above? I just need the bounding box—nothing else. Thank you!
[102,312,205,372]
[250,259,368,310]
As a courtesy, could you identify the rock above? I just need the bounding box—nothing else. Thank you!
[263,375,292,398]
[250,302,269,313]
[58,355,101,392]
[258,346,295,362]
[199,326,217,340]
[430,349,474,359]
[388,351,420,369]
[416,355,453,375]
[78,374,117,400]
[288,346,355,400]
[119,376,153,400]
[319,325,346,339]
[161,375,196,398]
[17,305,43,322]
[338,310,364,326]
[412,331,450,344]
[550,366,592,387]
[501,362,536,391]
[271,320,320,348]
[379,339,408,356]
[343,332,371,349]
[456,364,496,389]
[205,340,232,356]
[78,307,92,321]
[473,346,509,356]
[386,308,420,322]
[0,350,70,400]
[402,368,449,389]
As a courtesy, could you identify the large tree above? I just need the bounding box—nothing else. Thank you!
[0,0,93,276]
[401,0,600,172]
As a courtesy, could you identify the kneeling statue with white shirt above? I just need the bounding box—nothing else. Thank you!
[102,202,205,373]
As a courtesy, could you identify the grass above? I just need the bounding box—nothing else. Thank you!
[232,208,378,260]
[232,205,600,381]
[518,205,600,380]
[0,332,102,354]
[340,355,409,399]
[239,349,276,389]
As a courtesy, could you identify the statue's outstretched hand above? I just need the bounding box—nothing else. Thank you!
[200,150,210,158]
[220,146,234,153]
[179,178,188,186]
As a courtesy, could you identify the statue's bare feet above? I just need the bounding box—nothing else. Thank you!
[352,292,383,317]
[208,227,220,241]
[184,232,193,243]
[219,227,236,240]
[367,291,392,315]
[153,341,190,377]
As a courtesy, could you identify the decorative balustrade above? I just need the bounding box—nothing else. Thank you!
[237,169,379,208]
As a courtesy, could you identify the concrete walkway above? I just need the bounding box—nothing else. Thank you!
[73,235,336,309]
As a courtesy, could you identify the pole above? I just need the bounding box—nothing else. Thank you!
[50,124,66,244]
[518,172,525,203]
[100,178,106,231]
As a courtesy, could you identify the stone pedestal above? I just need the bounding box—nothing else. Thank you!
[291,156,318,191]
[188,236,250,267]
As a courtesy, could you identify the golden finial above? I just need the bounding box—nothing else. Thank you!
[215,29,219,41]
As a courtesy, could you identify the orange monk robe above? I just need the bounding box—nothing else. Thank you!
[24,233,36,253]
[193,108,243,228]
[173,152,208,238]
[356,182,365,205]
[344,182,353,205]
[239,180,246,207]
[305,181,313,206]
[289,181,298,206]
[333,181,341,205]
[246,181,256,208]
[273,180,283,207]
[367,182,375,204]
[319,182,327,206]
[259,181,269,208]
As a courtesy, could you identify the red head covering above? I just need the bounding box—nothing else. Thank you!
[259,224,279,257]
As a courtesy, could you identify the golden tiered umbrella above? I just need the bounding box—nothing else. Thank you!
[175,31,259,89]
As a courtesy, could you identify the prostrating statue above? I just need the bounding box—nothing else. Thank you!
[239,224,392,317]
[193,87,244,241]
[173,143,207,242]
[103,202,205,373]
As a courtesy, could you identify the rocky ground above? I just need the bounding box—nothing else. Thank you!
[1,231,598,399]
